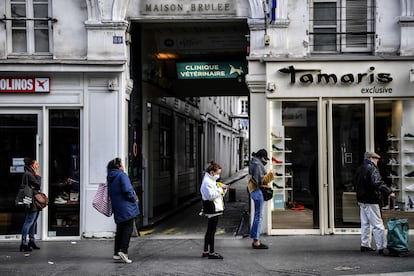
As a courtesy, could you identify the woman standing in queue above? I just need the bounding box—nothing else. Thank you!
[248,149,275,249]
[200,161,228,259]
[19,158,42,252]
[107,158,140,264]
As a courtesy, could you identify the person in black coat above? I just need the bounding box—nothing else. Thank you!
[19,158,42,252]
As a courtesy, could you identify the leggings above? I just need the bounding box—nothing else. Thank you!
[204,215,219,253]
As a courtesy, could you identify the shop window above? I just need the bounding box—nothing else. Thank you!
[309,0,374,54]
[48,109,80,237]
[6,0,53,55]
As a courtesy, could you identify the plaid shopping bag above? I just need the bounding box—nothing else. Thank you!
[92,183,113,217]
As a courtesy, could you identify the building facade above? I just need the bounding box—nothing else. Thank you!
[246,0,414,235]
[1,0,413,241]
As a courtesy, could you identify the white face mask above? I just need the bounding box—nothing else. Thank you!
[212,174,220,181]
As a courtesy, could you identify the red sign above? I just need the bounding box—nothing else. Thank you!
[0,77,50,93]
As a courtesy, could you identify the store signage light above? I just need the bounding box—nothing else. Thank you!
[0,77,50,93]
[278,65,393,85]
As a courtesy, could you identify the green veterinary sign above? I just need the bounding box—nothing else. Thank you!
[176,61,247,79]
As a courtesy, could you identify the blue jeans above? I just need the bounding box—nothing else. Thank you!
[250,189,264,240]
[21,211,40,245]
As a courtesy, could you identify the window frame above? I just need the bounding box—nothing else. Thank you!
[5,0,53,56]
[310,0,374,54]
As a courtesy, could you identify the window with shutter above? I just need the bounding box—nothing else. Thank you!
[310,0,374,54]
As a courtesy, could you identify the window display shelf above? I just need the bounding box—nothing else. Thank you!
[270,127,293,210]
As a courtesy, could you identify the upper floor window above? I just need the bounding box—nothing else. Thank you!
[241,100,248,115]
[6,0,52,55]
[309,0,374,54]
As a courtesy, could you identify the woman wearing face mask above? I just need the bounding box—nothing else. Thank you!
[248,149,275,249]
[200,161,228,259]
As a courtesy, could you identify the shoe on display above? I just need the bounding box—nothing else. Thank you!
[207,252,224,259]
[271,132,280,138]
[390,170,398,177]
[118,252,132,264]
[273,183,283,189]
[405,171,414,177]
[404,133,414,138]
[272,144,283,151]
[54,196,67,204]
[275,172,283,176]
[272,157,283,164]
[406,159,414,165]
[405,184,414,191]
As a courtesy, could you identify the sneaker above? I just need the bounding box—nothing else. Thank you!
[360,246,375,252]
[252,242,269,249]
[273,183,283,189]
[272,145,283,151]
[118,252,132,264]
[405,133,414,138]
[54,196,67,204]
[113,254,121,260]
[208,252,224,259]
[405,184,414,191]
[201,252,209,258]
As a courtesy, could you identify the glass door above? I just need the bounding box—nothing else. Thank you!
[0,111,41,238]
[326,100,368,233]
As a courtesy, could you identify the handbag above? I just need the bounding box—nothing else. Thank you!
[92,182,113,217]
[15,183,33,207]
[202,195,224,214]
[34,193,49,209]
[260,185,273,201]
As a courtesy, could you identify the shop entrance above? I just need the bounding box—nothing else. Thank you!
[0,111,41,238]
[269,100,369,234]
[325,100,368,233]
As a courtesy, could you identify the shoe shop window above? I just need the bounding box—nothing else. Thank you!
[374,100,414,228]
[48,109,80,237]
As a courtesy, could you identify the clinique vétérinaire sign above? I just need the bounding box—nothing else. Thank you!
[176,61,247,79]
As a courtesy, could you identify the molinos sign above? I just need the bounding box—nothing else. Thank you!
[278,66,393,85]
[0,77,50,93]
[140,0,234,15]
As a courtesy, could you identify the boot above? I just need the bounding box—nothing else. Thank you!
[19,244,32,252]
[28,240,40,250]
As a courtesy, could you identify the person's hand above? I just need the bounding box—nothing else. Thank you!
[390,192,396,198]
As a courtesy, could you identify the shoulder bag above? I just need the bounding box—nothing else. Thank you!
[260,185,273,201]
[34,192,49,209]
[92,182,113,217]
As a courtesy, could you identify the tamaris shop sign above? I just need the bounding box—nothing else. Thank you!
[0,77,50,93]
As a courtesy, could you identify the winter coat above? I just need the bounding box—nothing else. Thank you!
[200,172,224,217]
[355,159,391,204]
[107,169,140,224]
[247,157,274,193]
[18,165,41,212]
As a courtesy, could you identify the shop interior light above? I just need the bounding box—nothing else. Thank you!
[155,53,178,60]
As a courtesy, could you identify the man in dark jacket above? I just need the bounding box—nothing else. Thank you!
[355,152,392,255]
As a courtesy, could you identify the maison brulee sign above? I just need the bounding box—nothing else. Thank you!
[278,65,393,94]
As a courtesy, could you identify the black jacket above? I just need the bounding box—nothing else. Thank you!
[20,165,42,212]
[354,159,391,204]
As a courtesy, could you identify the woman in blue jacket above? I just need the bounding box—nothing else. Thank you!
[107,158,140,263]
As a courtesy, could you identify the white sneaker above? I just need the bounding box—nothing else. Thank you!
[54,196,67,204]
[113,254,121,260]
[118,252,132,264]
[405,184,414,191]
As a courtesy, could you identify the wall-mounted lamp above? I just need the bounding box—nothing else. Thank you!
[108,79,117,91]
[267,82,276,92]
[264,34,270,46]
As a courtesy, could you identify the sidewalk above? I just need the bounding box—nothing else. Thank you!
[1,169,414,275]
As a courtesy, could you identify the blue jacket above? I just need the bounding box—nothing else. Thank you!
[107,169,140,224]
